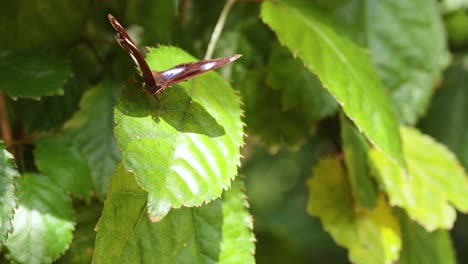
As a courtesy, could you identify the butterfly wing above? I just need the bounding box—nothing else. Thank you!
[155,54,241,90]
[108,14,163,93]
[109,14,242,95]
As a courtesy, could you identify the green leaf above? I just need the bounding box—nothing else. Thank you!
[307,158,401,264]
[238,68,309,148]
[441,0,468,13]
[310,0,449,124]
[445,10,468,45]
[114,46,243,221]
[9,46,90,132]
[369,126,468,231]
[127,0,177,44]
[9,75,82,132]
[6,174,74,263]
[0,50,71,98]
[94,163,255,263]
[0,1,88,48]
[34,136,93,199]
[367,0,450,124]
[399,212,456,264]
[243,140,349,263]
[261,0,405,168]
[340,114,377,209]
[419,59,468,170]
[57,200,103,264]
[0,142,19,248]
[266,43,338,122]
[63,81,121,197]
[218,179,255,263]
[245,141,318,214]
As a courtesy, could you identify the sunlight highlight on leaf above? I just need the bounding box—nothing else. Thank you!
[114,46,243,221]
[0,142,18,248]
[369,126,468,231]
[261,0,405,168]
[6,174,74,263]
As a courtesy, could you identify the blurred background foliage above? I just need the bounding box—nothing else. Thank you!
[1,0,468,263]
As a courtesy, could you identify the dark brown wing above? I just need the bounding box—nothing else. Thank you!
[108,14,162,93]
[154,54,242,92]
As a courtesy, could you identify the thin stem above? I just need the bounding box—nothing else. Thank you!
[204,0,236,60]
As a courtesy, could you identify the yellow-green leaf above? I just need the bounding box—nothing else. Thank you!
[307,158,401,264]
[369,126,468,231]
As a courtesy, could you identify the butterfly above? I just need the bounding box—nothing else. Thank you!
[108,14,241,94]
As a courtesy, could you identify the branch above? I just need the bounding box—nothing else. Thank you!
[0,92,13,147]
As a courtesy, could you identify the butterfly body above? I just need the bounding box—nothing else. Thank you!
[108,14,241,94]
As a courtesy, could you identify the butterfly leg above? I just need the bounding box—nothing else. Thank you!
[153,94,161,103]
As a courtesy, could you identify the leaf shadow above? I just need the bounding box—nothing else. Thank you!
[116,85,225,138]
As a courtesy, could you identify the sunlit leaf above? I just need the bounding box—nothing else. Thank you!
[441,0,468,13]
[0,142,18,248]
[218,179,255,263]
[34,136,93,199]
[94,163,255,263]
[6,174,74,263]
[261,0,405,168]
[114,46,243,221]
[0,50,71,98]
[311,0,449,124]
[369,126,468,231]
[307,158,401,264]
[63,81,121,197]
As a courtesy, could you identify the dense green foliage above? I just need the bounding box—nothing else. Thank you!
[0,0,467,263]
